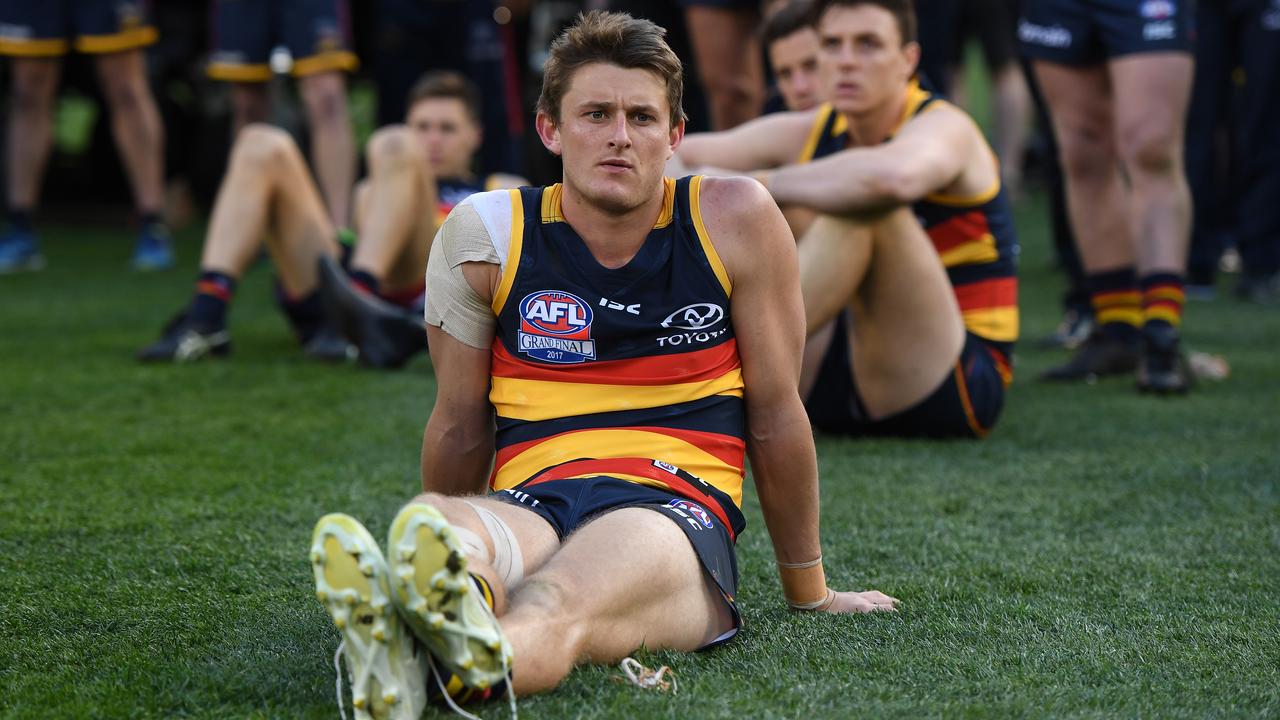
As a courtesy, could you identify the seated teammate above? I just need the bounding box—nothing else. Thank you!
[310,11,897,716]
[137,71,521,368]
[672,0,1018,439]
[764,0,824,113]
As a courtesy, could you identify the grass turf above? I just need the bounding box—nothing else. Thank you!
[1,192,1278,719]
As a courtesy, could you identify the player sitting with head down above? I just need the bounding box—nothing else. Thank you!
[673,0,1019,438]
[137,71,522,368]
[309,10,897,718]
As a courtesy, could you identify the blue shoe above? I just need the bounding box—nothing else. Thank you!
[132,223,174,271]
[0,229,45,273]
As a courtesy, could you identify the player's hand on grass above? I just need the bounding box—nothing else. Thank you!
[825,589,899,614]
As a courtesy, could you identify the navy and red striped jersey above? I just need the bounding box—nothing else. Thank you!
[478,176,747,538]
[798,80,1020,383]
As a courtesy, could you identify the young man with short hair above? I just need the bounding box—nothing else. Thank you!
[309,11,896,715]
[673,0,1018,439]
[763,0,823,113]
[138,71,517,368]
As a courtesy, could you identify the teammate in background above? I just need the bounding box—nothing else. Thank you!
[138,71,521,368]
[0,0,171,272]
[310,12,896,715]
[673,0,1018,439]
[1019,0,1195,393]
[763,0,823,113]
[209,0,357,228]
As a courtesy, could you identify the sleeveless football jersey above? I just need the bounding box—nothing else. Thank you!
[474,176,747,537]
[797,80,1020,383]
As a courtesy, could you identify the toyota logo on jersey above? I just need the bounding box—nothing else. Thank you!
[518,290,597,363]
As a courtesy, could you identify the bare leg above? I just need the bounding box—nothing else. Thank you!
[1109,53,1193,276]
[497,508,732,695]
[798,209,965,418]
[200,124,337,296]
[407,492,561,613]
[94,50,165,214]
[299,71,355,228]
[991,63,1031,197]
[684,6,764,129]
[1033,61,1134,273]
[349,126,438,290]
[6,58,61,211]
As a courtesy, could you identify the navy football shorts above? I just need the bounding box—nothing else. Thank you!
[804,316,1007,439]
[492,475,742,649]
[209,0,356,81]
[0,0,156,56]
[1019,0,1195,65]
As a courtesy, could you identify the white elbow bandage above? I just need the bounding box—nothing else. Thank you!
[462,500,525,588]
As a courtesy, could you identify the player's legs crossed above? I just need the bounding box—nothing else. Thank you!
[1034,60,1146,381]
[1110,53,1194,393]
[799,208,966,423]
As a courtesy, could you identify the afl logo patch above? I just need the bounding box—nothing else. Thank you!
[518,290,596,363]
[667,499,715,529]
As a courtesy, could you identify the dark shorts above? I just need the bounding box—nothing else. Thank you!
[954,0,1020,70]
[804,316,1006,439]
[492,475,742,649]
[0,0,156,56]
[1019,0,1195,65]
[209,0,356,81]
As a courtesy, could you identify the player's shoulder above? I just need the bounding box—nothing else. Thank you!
[693,175,790,275]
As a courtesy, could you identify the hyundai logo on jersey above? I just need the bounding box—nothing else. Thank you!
[518,290,597,363]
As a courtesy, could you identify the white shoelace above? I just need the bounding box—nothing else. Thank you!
[618,657,678,694]
[333,640,349,720]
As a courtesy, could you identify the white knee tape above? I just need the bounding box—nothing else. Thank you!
[464,500,525,587]
[451,526,491,565]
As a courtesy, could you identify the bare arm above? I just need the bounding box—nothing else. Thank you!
[702,176,898,614]
[420,209,502,494]
[671,110,818,175]
[762,106,976,214]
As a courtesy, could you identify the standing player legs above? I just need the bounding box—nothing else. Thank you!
[798,208,965,419]
[496,507,733,695]
[1033,61,1133,274]
[1109,54,1193,279]
[684,5,764,129]
[6,57,60,216]
[200,124,337,295]
[299,71,355,228]
[93,49,165,217]
[349,126,438,291]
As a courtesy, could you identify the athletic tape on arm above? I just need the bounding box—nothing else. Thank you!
[423,200,500,349]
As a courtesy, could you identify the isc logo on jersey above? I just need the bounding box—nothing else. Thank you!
[518,290,597,363]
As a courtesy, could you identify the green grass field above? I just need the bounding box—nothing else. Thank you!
[2,188,1278,719]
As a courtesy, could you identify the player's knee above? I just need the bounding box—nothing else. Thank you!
[100,75,147,113]
[1057,127,1116,180]
[10,64,58,112]
[366,126,415,166]
[232,124,297,168]
[1119,123,1180,177]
